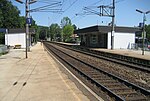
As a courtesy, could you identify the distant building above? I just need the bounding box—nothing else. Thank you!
[5,28,35,48]
[74,25,139,49]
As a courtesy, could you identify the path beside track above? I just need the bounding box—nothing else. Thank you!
[0,42,90,101]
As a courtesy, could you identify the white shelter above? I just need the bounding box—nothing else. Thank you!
[5,29,35,48]
[75,25,139,49]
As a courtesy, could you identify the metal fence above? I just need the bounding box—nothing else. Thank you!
[131,43,150,51]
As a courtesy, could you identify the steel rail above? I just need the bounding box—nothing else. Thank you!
[77,46,150,68]
[44,42,125,101]
[50,42,150,73]
[44,42,150,100]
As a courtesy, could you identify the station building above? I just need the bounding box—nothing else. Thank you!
[75,25,139,49]
[5,28,35,48]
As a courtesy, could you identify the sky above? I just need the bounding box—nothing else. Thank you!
[11,0,150,29]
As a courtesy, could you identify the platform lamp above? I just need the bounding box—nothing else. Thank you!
[16,0,37,58]
[136,9,150,55]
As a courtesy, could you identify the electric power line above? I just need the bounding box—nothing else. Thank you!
[52,0,79,23]
[106,0,125,6]
[30,1,62,12]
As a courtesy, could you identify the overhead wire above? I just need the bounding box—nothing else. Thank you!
[52,0,79,24]
[72,0,104,23]
[37,0,61,4]
[77,0,126,17]
[30,1,62,12]
[72,0,126,26]
[107,0,126,6]
[49,0,126,26]
[50,0,66,24]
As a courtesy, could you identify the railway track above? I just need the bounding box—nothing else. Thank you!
[50,42,150,73]
[44,42,150,101]
[75,46,150,68]
[49,42,150,89]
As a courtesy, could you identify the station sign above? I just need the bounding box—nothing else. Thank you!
[0,28,7,33]
[26,18,32,24]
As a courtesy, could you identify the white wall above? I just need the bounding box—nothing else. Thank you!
[5,33,26,48]
[107,32,111,49]
[107,32,135,49]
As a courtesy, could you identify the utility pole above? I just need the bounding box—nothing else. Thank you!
[98,0,115,49]
[16,0,37,58]
[111,0,115,50]
[26,0,29,58]
[136,9,150,55]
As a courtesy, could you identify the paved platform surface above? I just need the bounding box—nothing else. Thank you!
[0,42,90,101]
[92,48,150,60]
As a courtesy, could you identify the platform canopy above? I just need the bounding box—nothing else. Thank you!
[74,25,140,35]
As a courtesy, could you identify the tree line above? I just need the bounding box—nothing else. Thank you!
[0,0,150,44]
[38,16,77,43]
[48,17,77,42]
[0,0,76,44]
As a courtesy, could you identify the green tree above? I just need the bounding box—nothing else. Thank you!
[0,0,20,28]
[61,17,71,28]
[19,16,37,29]
[72,24,77,30]
[0,0,21,44]
[0,10,3,27]
[19,16,26,28]
[29,19,38,43]
[39,27,48,40]
[49,23,61,41]
[145,24,150,40]
[0,33,5,44]
[63,25,74,42]
[61,17,73,42]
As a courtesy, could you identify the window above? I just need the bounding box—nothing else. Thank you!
[91,35,97,44]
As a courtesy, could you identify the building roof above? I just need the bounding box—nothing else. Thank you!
[8,28,35,34]
[74,25,140,34]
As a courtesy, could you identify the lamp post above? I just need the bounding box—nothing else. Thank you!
[136,9,150,55]
[16,0,37,58]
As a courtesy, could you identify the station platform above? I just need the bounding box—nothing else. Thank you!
[53,42,150,60]
[0,42,90,101]
[91,48,150,60]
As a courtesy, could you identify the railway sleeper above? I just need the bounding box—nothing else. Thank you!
[87,73,109,78]
[90,74,108,77]
[109,86,130,90]
[116,91,141,97]
[84,71,99,74]
[113,89,136,94]
[105,83,124,88]
[125,96,147,101]
[97,80,118,84]
[92,77,112,81]
[88,73,101,76]
[89,72,106,75]
[102,82,122,86]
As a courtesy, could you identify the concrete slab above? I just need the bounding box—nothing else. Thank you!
[0,42,90,101]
